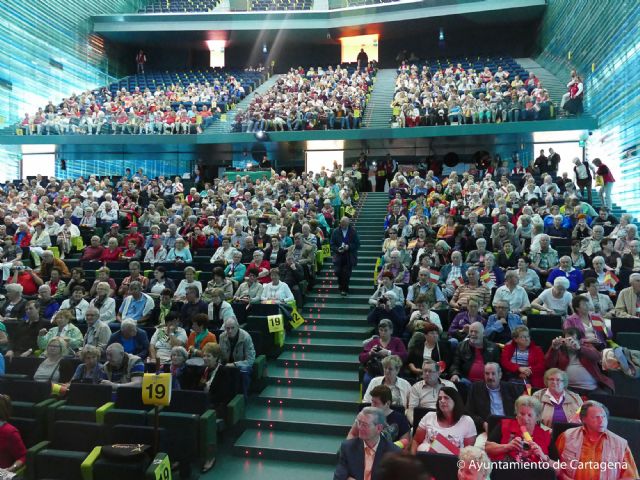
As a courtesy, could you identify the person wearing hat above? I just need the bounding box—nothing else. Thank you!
[29,222,51,267]
[101,223,123,246]
[123,223,144,249]
[144,234,167,265]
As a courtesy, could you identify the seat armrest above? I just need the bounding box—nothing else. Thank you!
[26,440,50,480]
[226,394,245,426]
[96,401,115,424]
[254,354,266,379]
[199,409,217,462]
[81,446,102,480]
[46,399,67,434]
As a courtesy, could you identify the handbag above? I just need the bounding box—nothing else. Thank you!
[595,175,604,187]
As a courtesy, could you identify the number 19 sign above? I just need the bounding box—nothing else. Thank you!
[142,373,172,406]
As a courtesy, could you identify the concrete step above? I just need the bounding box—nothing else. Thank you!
[266,365,359,389]
[243,404,354,435]
[284,336,364,354]
[258,384,361,408]
[277,350,359,370]
[298,324,371,339]
[234,429,344,465]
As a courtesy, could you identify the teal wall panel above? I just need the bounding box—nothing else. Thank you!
[536,0,640,217]
[0,0,139,127]
[0,0,140,179]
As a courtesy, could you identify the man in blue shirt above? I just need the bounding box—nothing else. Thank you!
[117,281,154,325]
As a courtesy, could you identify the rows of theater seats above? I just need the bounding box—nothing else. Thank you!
[0,376,221,480]
[107,68,266,103]
[140,0,220,12]
[16,69,266,136]
[250,0,312,10]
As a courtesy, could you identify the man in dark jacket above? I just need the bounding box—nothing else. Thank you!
[465,362,524,433]
[334,406,400,480]
[330,216,360,296]
[449,322,500,384]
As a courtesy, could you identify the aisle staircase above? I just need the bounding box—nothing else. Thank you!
[216,192,389,478]
[204,74,281,134]
[363,69,397,128]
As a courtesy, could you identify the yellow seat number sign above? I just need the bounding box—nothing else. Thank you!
[152,454,172,480]
[267,314,284,333]
[321,243,331,258]
[142,373,172,406]
[290,308,305,329]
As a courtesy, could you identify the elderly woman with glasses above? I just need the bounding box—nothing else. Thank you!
[532,368,583,427]
[33,336,67,383]
[485,396,554,463]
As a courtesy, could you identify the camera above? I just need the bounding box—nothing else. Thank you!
[13,266,26,271]
[522,442,531,451]
[378,297,388,306]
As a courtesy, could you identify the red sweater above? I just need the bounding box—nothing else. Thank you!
[100,247,122,262]
[500,340,545,389]
[0,422,27,468]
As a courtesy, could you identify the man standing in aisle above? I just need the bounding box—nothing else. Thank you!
[330,216,360,297]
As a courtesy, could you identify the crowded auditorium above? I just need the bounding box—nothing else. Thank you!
[0,0,638,479]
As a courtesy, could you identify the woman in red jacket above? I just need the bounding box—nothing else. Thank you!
[500,325,545,389]
[13,222,32,249]
[100,237,123,263]
[0,394,27,473]
[485,395,553,464]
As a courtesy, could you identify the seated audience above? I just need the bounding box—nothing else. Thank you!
[407,358,456,424]
[37,309,83,353]
[233,268,264,304]
[614,272,640,318]
[33,336,67,383]
[71,345,105,384]
[148,313,188,364]
[186,313,217,357]
[348,385,411,445]
[334,407,401,480]
[556,400,638,479]
[564,295,610,350]
[362,354,411,409]
[107,318,150,359]
[101,342,144,389]
[544,327,614,396]
[531,368,583,427]
[531,276,573,316]
[411,386,477,454]
[499,325,545,388]
[465,362,524,432]
[0,394,27,473]
[485,395,554,463]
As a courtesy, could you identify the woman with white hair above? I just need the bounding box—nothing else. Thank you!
[457,446,492,480]
[531,276,573,316]
[166,237,193,264]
